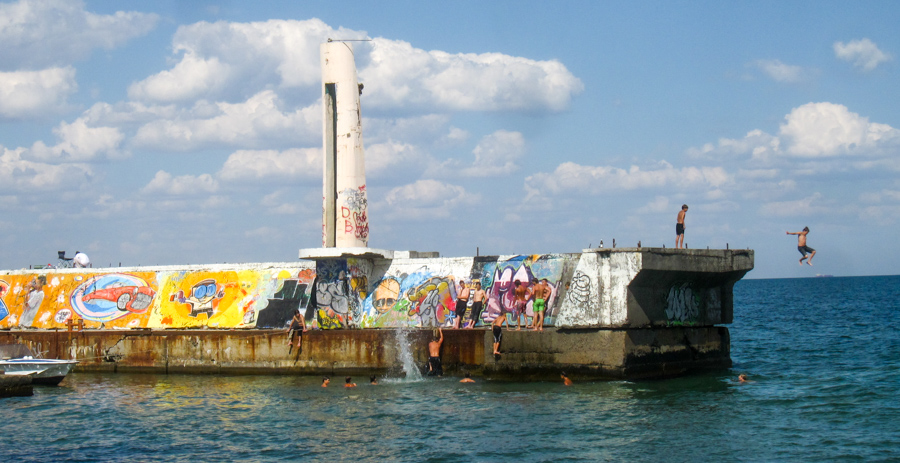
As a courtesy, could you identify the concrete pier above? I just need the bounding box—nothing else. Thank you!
[0,248,752,380]
[0,326,729,380]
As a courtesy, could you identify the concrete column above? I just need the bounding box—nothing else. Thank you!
[321,41,369,248]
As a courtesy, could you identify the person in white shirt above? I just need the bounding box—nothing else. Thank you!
[73,251,90,268]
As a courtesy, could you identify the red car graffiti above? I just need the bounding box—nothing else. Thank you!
[82,286,155,313]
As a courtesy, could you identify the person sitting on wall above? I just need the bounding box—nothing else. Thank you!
[427,328,443,376]
[286,308,307,355]
[73,251,91,268]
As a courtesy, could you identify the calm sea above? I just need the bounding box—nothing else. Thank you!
[2,276,898,462]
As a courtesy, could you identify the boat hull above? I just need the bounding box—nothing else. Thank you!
[0,359,77,386]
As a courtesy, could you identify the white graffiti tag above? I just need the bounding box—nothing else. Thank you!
[665,283,700,323]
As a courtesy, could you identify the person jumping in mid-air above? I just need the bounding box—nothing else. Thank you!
[787,227,816,266]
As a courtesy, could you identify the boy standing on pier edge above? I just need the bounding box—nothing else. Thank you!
[676,204,688,249]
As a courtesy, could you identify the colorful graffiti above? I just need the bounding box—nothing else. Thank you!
[313,259,368,329]
[477,255,563,327]
[0,254,574,331]
[360,255,567,329]
[71,274,156,323]
[0,280,8,322]
[0,267,318,330]
[339,185,369,243]
[256,268,315,329]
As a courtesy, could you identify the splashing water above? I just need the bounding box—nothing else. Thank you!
[393,326,423,382]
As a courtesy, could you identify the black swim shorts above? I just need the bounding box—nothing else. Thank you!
[492,325,502,343]
[676,223,685,235]
[455,298,468,317]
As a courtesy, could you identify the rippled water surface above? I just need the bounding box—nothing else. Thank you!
[2,276,899,462]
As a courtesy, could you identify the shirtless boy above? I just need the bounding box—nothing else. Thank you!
[285,308,307,354]
[676,204,688,249]
[787,227,816,266]
[465,282,487,329]
[533,278,552,331]
[453,280,470,329]
[491,311,506,357]
[513,280,528,330]
[427,328,444,376]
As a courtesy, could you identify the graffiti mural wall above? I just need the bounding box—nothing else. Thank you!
[1,250,745,331]
[0,264,317,330]
[359,255,575,329]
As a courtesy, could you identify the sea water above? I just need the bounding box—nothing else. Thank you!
[1,276,899,462]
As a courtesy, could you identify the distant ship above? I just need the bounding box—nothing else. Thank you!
[815,274,834,278]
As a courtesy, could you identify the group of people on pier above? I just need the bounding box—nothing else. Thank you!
[451,277,552,332]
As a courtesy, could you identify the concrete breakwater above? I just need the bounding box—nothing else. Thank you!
[0,248,752,379]
[0,326,730,380]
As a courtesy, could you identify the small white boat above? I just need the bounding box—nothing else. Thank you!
[0,344,77,386]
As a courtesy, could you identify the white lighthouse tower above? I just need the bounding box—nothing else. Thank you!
[321,40,368,248]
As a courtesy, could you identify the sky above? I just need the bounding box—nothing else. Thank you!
[1,0,899,279]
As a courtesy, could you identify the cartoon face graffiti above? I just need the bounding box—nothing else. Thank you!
[372,278,400,314]
[170,279,224,318]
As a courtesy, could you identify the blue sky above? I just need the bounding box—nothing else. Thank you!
[1,0,898,279]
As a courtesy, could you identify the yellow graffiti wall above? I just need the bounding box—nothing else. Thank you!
[0,265,315,330]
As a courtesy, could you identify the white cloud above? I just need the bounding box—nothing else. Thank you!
[461,130,525,177]
[365,141,427,176]
[688,102,900,163]
[128,54,230,102]
[758,192,826,217]
[128,19,582,113]
[128,18,350,102]
[637,196,670,214]
[365,114,453,145]
[142,170,218,195]
[834,39,891,71]
[382,179,480,219]
[218,148,320,181]
[0,146,93,192]
[753,59,809,83]
[0,67,77,118]
[132,91,320,150]
[526,161,730,197]
[780,102,900,157]
[363,38,584,112]
[27,118,125,162]
[0,0,158,69]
